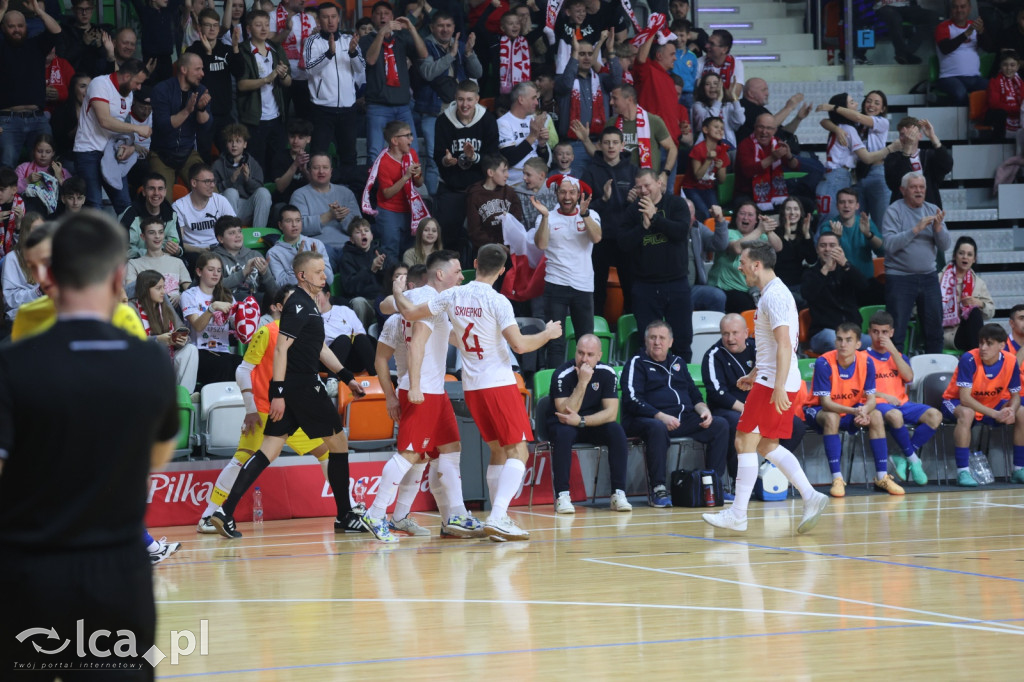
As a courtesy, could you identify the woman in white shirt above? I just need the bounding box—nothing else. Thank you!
[181,251,242,384]
[1,213,44,321]
[814,92,898,218]
[818,89,892,229]
[691,73,745,148]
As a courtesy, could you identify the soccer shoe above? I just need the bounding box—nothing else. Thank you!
[702,507,747,532]
[874,474,905,495]
[1011,468,1024,484]
[443,514,486,538]
[484,516,530,542]
[909,460,929,486]
[335,504,369,533]
[360,511,398,543]
[149,537,182,565]
[957,470,979,487]
[829,477,846,498]
[390,516,431,537]
[891,454,908,482]
[555,491,575,514]
[196,516,218,534]
[650,485,673,508]
[210,511,243,539]
[610,490,633,512]
[797,492,830,534]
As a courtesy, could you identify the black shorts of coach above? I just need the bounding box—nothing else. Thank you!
[264,375,343,440]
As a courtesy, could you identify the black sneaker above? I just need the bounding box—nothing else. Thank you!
[210,510,243,539]
[335,504,369,533]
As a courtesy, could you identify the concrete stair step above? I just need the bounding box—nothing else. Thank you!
[736,50,829,67]
[703,16,804,34]
[730,33,814,52]
[695,3,790,20]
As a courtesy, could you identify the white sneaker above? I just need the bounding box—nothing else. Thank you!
[390,516,430,536]
[554,491,575,514]
[196,516,218,534]
[702,507,748,532]
[484,516,530,542]
[149,537,182,565]
[610,490,632,512]
[797,491,829,534]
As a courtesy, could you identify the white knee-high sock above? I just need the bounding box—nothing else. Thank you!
[204,458,243,517]
[486,464,502,505]
[392,461,427,522]
[427,461,450,520]
[437,452,468,517]
[368,455,413,520]
[731,452,759,518]
[764,446,815,499]
[488,459,526,521]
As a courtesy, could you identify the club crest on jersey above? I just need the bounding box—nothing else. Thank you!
[746,360,753,368]
[672,363,681,372]
[591,382,600,391]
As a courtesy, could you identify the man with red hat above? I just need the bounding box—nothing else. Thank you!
[532,173,602,367]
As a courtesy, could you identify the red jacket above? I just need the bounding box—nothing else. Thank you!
[44,56,75,115]
[634,59,682,142]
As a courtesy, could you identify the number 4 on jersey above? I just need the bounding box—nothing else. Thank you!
[462,323,483,360]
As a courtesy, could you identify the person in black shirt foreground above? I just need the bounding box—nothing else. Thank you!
[0,210,179,679]
[211,250,366,539]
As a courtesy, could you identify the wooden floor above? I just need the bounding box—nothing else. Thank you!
[149,489,1024,680]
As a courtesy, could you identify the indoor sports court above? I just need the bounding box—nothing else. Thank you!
[150,487,1023,679]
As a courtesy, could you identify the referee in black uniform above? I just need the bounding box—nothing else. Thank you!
[0,212,179,680]
[212,250,365,539]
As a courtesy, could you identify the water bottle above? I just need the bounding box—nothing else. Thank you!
[702,475,716,507]
[353,477,369,509]
[252,487,264,524]
[968,452,995,485]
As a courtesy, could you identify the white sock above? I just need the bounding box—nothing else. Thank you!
[907,453,921,463]
[438,452,468,517]
[957,466,969,473]
[392,461,427,522]
[368,455,412,520]
[427,461,450,520]
[730,452,758,518]
[832,472,843,480]
[147,538,160,552]
[764,446,816,499]
[1016,466,1023,471]
[876,470,888,481]
[488,459,526,521]
[204,458,243,517]
[486,464,501,505]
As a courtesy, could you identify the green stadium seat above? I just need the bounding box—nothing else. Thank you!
[533,368,555,401]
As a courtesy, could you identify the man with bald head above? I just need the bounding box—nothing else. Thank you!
[701,313,806,488]
[546,334,632,514]
[150,51,213,188]
[0,0,62,167]
[736,78,809,142]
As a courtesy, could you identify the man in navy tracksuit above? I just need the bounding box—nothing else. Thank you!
[621,320,728,507]
[701,313,805,484]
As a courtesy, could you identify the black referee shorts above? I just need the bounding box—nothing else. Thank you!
[265,375,343,440]
[0,543,155,681]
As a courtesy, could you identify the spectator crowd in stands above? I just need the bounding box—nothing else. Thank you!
[4,0,1024,503]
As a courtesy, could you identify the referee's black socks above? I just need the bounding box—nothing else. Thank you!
[222,450,271,517]
[328,451,351,518]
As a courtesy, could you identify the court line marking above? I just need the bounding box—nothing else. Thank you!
[584,557,1024,635]
[973,501,1024,509]
[666,533,1024,585]
[660,545,1024,570]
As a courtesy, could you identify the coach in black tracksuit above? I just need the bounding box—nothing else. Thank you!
[701,315,806,481]
[618,168,694,361]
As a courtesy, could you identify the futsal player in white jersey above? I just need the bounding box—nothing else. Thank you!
[361,251,486,542]
[394,243,562,542]
[703,241,829,534]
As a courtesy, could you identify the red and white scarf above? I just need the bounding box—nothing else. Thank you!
[499,36,531,95]
[361,150,431,230]
[997,73,1023,133]
[382,36,401,87]
[276,6,316,67]
[546,0,641,33]
[940,263,976,327]
[618,105,652,168]
[701,55,738,90]
[630,12,676,48]
[569,71,605,139]
[0,194,24,259]
[750,135,788,210]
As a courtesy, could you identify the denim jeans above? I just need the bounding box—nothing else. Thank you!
[632,278,693,361]
[0,111,51,167]
[414,112,439,196]
[691,283,726,313]
[684,187,718,221]
[366,103,417,162]
[936,75,989,106]
[568,140,592,178]
[76,149,131,214]
[886,272,943,353]
[373,207,410,265]
[815,167,852,216]
[859,163,889,229]
[543,282,595,367]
